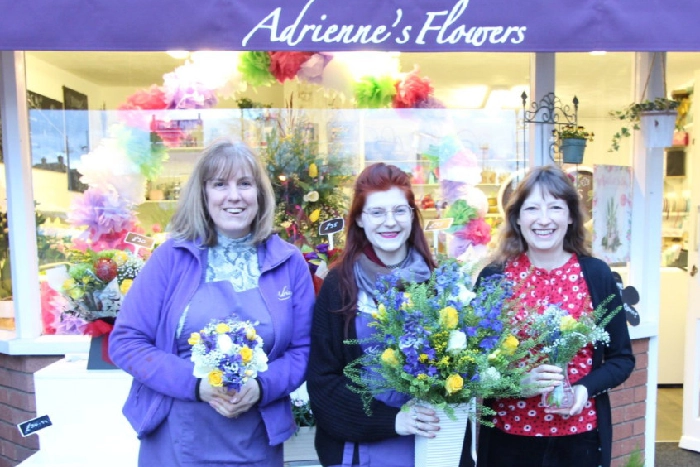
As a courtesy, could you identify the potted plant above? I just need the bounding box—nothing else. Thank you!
[609,98,680,151]
[556,124,594,164]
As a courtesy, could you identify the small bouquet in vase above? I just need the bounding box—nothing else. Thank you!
[531,300,620,409]
[188,316,268,392]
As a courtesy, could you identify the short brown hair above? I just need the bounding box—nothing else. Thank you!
[492,165,590,264]
[169,138,275,245]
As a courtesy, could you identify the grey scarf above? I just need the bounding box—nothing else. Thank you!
[353,247,432,296]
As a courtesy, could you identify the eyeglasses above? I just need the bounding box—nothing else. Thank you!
[362,205,414,224]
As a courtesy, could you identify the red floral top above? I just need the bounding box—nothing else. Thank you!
[491,253,598,436]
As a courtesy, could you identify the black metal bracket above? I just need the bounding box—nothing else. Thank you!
[521,92,579,166]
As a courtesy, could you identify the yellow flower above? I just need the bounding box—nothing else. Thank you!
[112,251,129,267]
[245,369,254,377]
[187,332,201,346]
[308,209,321,223]
[501,335,519,355]
[439,306,459,330]
[246,327,257,340]
[215,323,231,334]
[419,353,429,363]
[208,369,224,388]
[240,346,253,363]
[488,349,501,361]
[309,163,318,177]
[445,374,464,394]
[62,278,75,292]
[372,303,387,321]
[120,279,133,296]
[381,348,399,366]
[560,315,578,332]
[399,293,412,310]
[417,373,428,380]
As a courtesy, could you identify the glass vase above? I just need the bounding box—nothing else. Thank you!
[541,362,575,409]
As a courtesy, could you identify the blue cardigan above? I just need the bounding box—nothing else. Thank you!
[460,255,635,467]
[109,234,315,445]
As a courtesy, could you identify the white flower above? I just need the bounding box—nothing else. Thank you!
[457,285,476,305]
[480,367,502,383]
[303,190,320,202]
[291,381,310,404]
[217,334,234,355]
[447,330,468,352]
[253,347,269,373]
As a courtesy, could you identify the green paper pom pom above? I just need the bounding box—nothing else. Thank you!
[354,76,397,109]
[445,199,478,229]
[238,52,276,87]
[116,126,169,181]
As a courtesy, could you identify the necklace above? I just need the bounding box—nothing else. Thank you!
[384,259,405,269]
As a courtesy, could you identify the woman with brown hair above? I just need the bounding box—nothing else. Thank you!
[307,162,443,467]
[459,165,634,467]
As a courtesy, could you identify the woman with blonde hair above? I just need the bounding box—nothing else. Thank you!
[110,138,314,467]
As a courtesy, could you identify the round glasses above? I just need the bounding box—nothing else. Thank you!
[362,205,414,224]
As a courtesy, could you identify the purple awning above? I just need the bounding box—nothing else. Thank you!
[1,0,699,52]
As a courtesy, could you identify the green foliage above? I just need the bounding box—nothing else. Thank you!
[623,447,644,467]
[556,124,594,141]
[609,98,680,152]
[260,117,351,246]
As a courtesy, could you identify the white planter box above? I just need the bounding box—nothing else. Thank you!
[284,426,319,463]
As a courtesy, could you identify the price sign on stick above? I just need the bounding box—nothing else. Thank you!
[424,218,454,254]
[319,218,345,250]
[124,232,156,255]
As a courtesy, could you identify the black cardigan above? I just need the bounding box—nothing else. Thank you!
[306,269,404,466]
[460,255,635,467]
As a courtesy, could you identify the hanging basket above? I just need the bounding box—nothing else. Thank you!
[639,110,677,149]
[560,138,587,164]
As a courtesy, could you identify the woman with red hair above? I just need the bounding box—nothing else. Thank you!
[307,162,447,466]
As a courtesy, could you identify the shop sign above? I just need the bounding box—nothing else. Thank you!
[319,218,344,236]
[1,0,700,52]
[425,218,454,232]
[17,415,52,437]
[125,232,155,250]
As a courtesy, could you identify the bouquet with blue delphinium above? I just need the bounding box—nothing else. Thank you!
[188,316,268,392]
[344,259,546,423]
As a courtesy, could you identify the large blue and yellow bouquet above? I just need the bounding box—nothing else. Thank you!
[188,317,268,392]
[345,260,542,421]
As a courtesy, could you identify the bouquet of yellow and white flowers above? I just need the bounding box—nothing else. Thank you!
[345,259,544,423]
[188,316,268,391]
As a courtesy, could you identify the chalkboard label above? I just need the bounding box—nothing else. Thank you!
[425,218,454,231]
[319,218,344,236]
[124,232,155,249]
[17,415,52,437]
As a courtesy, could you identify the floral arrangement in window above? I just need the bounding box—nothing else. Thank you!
[259,109,352,247]
[609,97,680,151]
[344,259,545,423]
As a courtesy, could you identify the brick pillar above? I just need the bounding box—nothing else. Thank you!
[610,338,649,467]
[0,355,61,467]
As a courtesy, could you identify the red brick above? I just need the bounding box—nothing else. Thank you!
[634,352,648,370]
[610,387,634,406]
[613,421,633,441]
[632,339,649,354]
[633,418,646,435]
[0,456,14,467]
[623,403,646,421]
[7,372,33,393]
[633,385,647,402]
[612,406,625,424]
[20,357,60,374]
[624,368,648,388]
[6,389,34,413]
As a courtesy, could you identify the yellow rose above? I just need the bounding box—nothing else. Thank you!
[560,315,578,332]
[309,163,318,177]
[208,369,224,388]
[381,348,399,366]
[309,209,321,223]
[439,306,459,330]
[240,346,253,363]
[120,279,133,296]
[501,335,519,356]
[187,332,201,346]
[445,374,464,394]
[215,323,231,334]
[246,327,257,340]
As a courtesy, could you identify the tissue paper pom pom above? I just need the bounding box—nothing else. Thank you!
[118,85,168,130]
[297,53,333,84]
[269,51,315,83]
[415,96,446,109]
[455,218,492,245]
[162,62,218,109]
[393,67,433,108]
[238,52,276,87]
[322,56,354,95]
[354,76,397,109]
[67,186,138,244]
[116,126,169,180]
[442,185,488,216]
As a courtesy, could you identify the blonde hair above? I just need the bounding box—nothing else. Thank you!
[492,165,590,265]
[169,138,275,245]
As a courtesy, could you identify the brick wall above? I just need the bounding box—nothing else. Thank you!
[610,338,649,467]
[0,355,61,467]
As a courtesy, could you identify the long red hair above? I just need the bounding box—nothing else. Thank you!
[334,163,435,334]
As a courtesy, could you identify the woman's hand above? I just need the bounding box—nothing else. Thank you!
[198,378,226,403]
[395,405,440,438]
[544,384,588,417]
[520,364,564,398]
[209,378,261,418]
